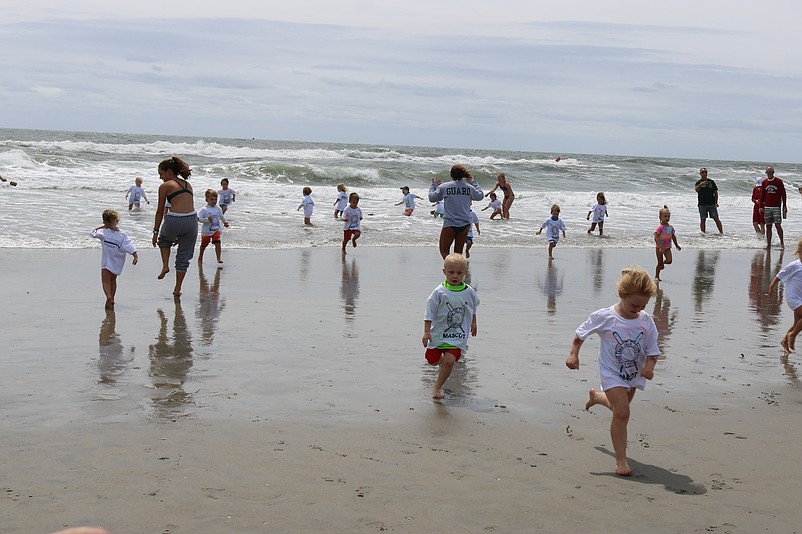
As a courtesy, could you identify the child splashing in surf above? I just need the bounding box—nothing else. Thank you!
[654,205,681,281]
[566,266,660,476]
[769,237,802,353]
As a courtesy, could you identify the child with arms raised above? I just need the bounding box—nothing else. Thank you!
[566,266,659,476]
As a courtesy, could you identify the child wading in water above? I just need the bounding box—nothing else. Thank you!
[566,266,660,476]
[90,209,139,309]
[341,192,363,254]
[197,189,229,264]
[126,177,149,210]
[298,186,314,226]
[422,253,479,399]
[334,183,348,219]
[536,204,566,259]
[217,178,236,214]
[482,192,503,219]
[769,237,802,353]
[654,205,681,281]
[586,192,608,236]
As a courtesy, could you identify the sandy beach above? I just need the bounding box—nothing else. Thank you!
[2,246,801,533]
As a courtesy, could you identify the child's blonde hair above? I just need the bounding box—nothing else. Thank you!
[617,266,657,298]
[303,186,312,196]
[205,188,218,201]
[443,252,468,270]
[102,209,120,227]
[596,192,606,204]
[135,176,142,185]
[337,183,346,192]
[659,205,671,219]
[794,236,802,257]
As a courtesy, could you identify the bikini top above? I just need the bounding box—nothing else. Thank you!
[166,179,192,202]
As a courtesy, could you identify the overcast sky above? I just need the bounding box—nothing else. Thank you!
[3,1,802,161]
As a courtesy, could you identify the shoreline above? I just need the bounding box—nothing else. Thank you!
[2,247,801,532]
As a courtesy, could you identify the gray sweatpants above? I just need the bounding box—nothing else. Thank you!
[158,212,198,272]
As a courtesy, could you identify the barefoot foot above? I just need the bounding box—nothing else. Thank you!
[585,388,597,411]
[432,388,445,399]
[780,337,792,353]
[157,268,169,280]
[616,460,633,476]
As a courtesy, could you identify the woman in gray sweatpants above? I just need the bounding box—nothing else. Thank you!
[152,156,198,296]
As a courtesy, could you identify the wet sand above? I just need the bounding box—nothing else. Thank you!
[2,246,801,533]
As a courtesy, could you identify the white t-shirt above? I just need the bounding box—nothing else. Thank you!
[90,228,137,276]
[197,204,226,236]
[424,282,480,350]
[576,305,660,391]
[299,195,314,218]
[487,199,502,211]
[342,206,363,230]
[467,211,479,239]
[590,203,607,223]
[217,188,236,206]
[127,185,148,204]
[336,191,348,211]
[540,217,566,242]
[777,259,802,310]
[403,192,417,209]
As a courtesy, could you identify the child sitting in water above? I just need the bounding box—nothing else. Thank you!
[482,192,503,219]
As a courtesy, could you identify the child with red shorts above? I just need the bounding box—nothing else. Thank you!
[197,189,229,264]
[341,192,363,254]
[422,253,479,399]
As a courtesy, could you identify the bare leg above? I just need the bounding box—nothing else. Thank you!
[438,228,453,259]
[785,307,802,351]
[700,219,706,233]
[198,242,207,263]
[453,228,469,255]
[215,242,223,263]
[714,218,723,233]
[605,387,637,476]
[548,242,556,259]
[342,235,348,254]
[432,353,456,399]
[776,224,785,250]
[766,224,773,249]
[101,269,114,309]
[174,270,186,297]
[585,387,610,411]
[158,247,171,279]
[352,230,360,248]
[598,221,604,236]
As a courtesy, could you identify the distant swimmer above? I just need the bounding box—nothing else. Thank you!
[0,175,18,186]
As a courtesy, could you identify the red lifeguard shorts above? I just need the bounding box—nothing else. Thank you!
[201,231,221,246]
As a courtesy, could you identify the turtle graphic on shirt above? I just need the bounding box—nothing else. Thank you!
[613,331,643,381]
[444,302,467,334]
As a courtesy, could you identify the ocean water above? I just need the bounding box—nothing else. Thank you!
[1,128,800,250]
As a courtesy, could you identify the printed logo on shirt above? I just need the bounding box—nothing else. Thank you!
[613,331,643,381]
[443,302,468,338]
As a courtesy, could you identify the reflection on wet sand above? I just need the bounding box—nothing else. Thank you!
[197,265,225,346]
[692,249,720,316]
[97,310,131,384]
[340,256,360,321]
[148,300,194,420]
[538,261,563,315]
[748,250,784,334]
[590,248,604,294]
[652,288,677,354]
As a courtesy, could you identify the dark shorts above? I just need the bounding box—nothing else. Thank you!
[343,229,360,240]
[425,347,462,365]
[698,205,719,220]
[447,224,470,235]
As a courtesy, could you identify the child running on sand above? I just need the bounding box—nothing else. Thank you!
[422,253,479,399]
[654,205,681,281]
[217,178,236,214]
[536,204,566,259]
[197,189,229,264]
[586,192,608,236]
[769,237,802,353]
[334,183,348,219]
[566,266,660,476]
[482,192,503,219]
[341,192,363,254]
[125,177,149,210]
[297,186,314,226]
[90,209,138,309]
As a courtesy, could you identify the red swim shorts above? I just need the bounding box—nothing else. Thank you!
[344,229,361,240]
[404,208,414,216]
[201,231,221,246]
[425,347,462,365]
